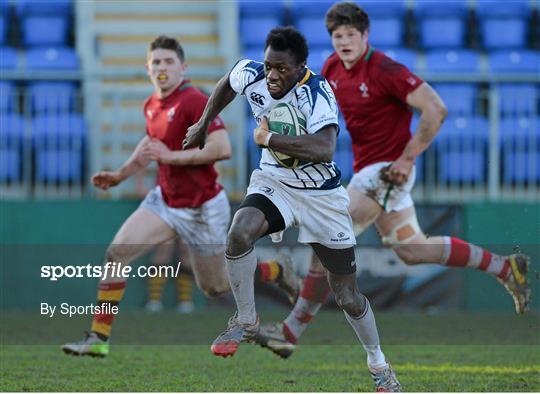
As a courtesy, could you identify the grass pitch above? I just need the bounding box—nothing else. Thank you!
[1,309,539,392]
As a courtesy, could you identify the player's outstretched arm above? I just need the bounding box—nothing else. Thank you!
[385,83,448,185]
[183,73,237,150]
[255,118,337,163]
[144,129,231,166]
[91,135,151,190]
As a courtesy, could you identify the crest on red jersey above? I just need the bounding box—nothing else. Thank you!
[359,82,369,98]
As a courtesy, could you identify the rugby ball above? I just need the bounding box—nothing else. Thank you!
[267,102,307,168]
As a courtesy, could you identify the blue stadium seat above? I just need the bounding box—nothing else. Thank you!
[381,48,418,71]
[361,1,407,17]
[25,46,79,70]
[0,114,25,182]
[0,81,15,113]
[500,116,540,183]
[240,16,281,48]
[245,115,261,173]
[481,19,528,49]
[297,17,329,47]
[498,84,538,117]
[334,117,353,182]
[16,0,72,16]
[436,116,489,183]
[0,13,6,45]
[415,0,468,49]
[307,47,333,74]
[424,49,480,73]
[488,50,540,73]
[239,0,284,18]
[476,0,530,49]
[419,17,466,48]
[36,149,82,182]
[28,82,77,114]
[22,15,69,47]
[32,114,85,182]
[369,16,403,47]
[431,83,478,116]
[290,0,335,19]
[0,46,18,69]
[242,47,265,62]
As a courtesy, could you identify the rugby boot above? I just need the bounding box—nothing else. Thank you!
[254,321,296,359]
[211,313,259,357]
[497,254,531,314]
[62,331,109,358]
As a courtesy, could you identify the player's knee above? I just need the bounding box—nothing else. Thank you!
[106,244,125,263]
[227,225,255,251]
[334,287,364,317]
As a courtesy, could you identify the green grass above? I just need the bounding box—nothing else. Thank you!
[1,310,539,392]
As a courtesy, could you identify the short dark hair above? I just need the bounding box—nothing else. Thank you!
[325,2,370,35]
[149,35,185,62]
[265,26,308,65]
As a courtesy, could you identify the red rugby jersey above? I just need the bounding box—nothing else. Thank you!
[322,46,423,172]
[143,80,225,208]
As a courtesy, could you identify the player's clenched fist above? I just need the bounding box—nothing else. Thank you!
[91,171,123,190]
[183,121,208,150]
[253,117,272,147]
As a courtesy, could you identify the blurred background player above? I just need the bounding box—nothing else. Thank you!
[62,35,298,358]
[255,1,531,363]
[184,26,401,392]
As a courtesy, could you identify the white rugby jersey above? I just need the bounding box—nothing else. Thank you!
[229,59,342,190]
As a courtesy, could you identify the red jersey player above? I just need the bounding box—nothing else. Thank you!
[255,0,531,381]
[62,36,299,358]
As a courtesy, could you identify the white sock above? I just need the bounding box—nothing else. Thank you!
[225,247,257,325]
[344,299,387,369]
[284,297,323,340]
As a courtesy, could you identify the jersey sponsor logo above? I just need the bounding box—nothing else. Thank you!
[258,186,274,195]
[406,77,417,86]
[359,82,369,98]
[250,92,265,107]
[167,107,176,122]
[147,109,154,119]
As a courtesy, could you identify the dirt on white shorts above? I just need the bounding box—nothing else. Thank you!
[348,161,416,212]
[140,186,230,256]
[246,170,356,248]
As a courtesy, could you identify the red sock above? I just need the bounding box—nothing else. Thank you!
[255,260,281,283]
[283,270,331,340]
[442,237,510,279]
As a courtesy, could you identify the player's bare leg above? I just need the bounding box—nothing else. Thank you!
[375,206,531,314]
[145,240,177,312]
[62,207,177,357]
[210,207,268,357]
[189,248,231,298]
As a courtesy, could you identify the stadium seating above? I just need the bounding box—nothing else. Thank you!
[22,15,69,47]
[32,114,86,182]
[488,50,540,73]
[500,116,539,183]
[415,0,469,49]
[0,46,18,69]
[436,116,489,183]
[0,114,25,182]
[381,48,418,71]
[27,82,77,114]
[424,49,480,73]
[0,81,15,113]
[16,0,72,17]
[307,46,333,74]
[498,84,538,117]
[239,0,285,50]
[476,0,530,49]
[0,12,6,45]
[25,46,79,70]
[297,17,329,48]
[334,118,353,182]
[368,16,403,48]
[431,83,478,117]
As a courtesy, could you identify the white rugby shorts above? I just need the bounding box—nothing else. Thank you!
[348,161,416,212]
[246,170,356,248]
[140,186,230,256]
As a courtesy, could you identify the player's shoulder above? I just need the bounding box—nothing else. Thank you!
[299,69,332,92]
[372,48,410,73]
[232,58,265,78]
[323,51,341,69]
